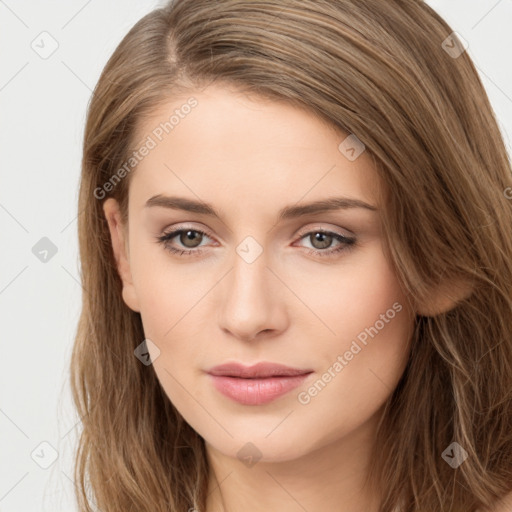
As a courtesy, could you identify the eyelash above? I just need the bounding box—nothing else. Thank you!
[156,226,357,259]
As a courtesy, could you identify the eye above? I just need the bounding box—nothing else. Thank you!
[156,226,357,259]
[294,229,356,258]
[156,227,213,257]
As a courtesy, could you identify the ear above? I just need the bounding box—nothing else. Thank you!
[103,198,140,312]
[414,277,473,317]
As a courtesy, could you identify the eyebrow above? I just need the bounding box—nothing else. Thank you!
[144,194,377,220]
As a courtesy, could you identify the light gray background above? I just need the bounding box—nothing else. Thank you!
[1,1,511,510]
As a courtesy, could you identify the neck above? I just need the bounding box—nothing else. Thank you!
[203,408,384,512]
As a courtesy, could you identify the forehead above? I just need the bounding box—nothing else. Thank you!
[128,84,381,213]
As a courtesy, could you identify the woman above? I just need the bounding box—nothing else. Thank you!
[70,1,512,510]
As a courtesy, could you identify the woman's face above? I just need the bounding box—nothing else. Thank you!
[104,83,415,463]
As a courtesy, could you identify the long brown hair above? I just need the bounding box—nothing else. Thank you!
[70,1,512,510]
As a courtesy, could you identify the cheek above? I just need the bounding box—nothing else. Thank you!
[128,235,205,340]
[317,251,412,405]
[295,242,410,349]
[296,244,413,412]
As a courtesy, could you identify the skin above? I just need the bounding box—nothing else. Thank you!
[103,83,419,512]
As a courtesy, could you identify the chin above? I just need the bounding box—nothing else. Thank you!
[204,427,318,465]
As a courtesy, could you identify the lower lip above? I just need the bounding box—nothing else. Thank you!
[208,373,312,405]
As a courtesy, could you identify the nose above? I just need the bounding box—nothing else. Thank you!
[217,249,288,342]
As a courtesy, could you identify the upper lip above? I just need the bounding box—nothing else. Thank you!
[207,362,313,379]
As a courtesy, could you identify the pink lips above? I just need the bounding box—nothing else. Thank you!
[206,362,313,405]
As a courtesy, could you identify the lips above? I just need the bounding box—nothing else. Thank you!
[206,362,313,405]
[207,361,313,378]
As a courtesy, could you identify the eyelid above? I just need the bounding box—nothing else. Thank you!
[157,223,357,258]
[161,223,216,241]
[295,223,355,239]
[162,223,354,243]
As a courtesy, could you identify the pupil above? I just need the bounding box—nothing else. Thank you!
[312,232,332,249]
[182,230,202,248]
[178,231,334,250]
